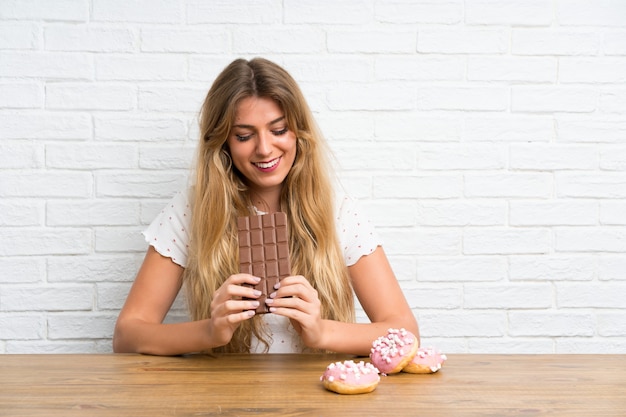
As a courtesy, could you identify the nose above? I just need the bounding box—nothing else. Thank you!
[255,130,272,156]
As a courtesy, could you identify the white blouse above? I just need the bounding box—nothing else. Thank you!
[143,186,381,353]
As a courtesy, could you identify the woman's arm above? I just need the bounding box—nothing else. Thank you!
[321,246,419,355]
[113,246,261,356]
[269,246,419,356]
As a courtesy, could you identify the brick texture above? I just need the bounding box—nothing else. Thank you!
[1,0,625,354]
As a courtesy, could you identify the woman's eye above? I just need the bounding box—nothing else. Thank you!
[235,134,252,142]
[272,127,288,136]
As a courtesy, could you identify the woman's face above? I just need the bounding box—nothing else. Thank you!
[227,96,297,201]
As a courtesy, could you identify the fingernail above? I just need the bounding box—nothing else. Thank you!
[247,310,255,317]
[265,298,274,305]
[253,276,262,283]
[269,292,276,299]
[269,307,277,313]
[252,290,262,297]
[251,301,260,308]
[274,282,281,290]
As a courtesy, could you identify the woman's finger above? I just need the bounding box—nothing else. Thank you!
[271,279,318,303]
[214,274,261,302]
[223,299,260,313]
[212,298,260,319]
[226,273,262,287]
[226,309,257,324]
[225,283,262,299]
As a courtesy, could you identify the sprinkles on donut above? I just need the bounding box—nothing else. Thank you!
[320,360,381,394]
[402,346,447,374]
[369,328,419,374]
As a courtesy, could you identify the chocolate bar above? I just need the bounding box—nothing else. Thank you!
[237,212,291,314]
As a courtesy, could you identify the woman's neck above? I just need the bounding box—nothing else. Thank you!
[249,188,282,214]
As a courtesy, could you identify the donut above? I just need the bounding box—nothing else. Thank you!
[320,360,380,394]
[369,328,419,374]
[402,347,447,374]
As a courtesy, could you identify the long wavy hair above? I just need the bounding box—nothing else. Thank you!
[182,58,355,353]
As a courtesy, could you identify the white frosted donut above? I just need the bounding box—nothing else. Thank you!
[369,328,419,374]
[402,347,447,374]
[320,360,380,395]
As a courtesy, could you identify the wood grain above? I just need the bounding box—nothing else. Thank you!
[0,354,624,416]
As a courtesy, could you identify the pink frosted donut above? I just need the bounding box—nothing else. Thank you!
[369,328,419,374]
[402,347,447,374]
[320,360,380,394]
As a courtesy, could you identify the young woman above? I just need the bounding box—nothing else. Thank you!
[113,58,419,356]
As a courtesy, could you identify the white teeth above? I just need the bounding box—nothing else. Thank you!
[254,158,279,169]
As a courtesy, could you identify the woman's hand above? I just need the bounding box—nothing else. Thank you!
[207,273,263,347]
[264,275,326,349]
[263,247,418,356]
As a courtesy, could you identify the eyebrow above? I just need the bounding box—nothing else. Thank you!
[233,116,286,129]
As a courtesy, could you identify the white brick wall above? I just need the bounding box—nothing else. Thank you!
[1,0,625,354]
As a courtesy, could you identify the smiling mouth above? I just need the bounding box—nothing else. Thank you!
[253,157,280,169]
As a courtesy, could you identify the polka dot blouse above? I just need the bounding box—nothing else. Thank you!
[143,186,381,269]
[142,186,381,353]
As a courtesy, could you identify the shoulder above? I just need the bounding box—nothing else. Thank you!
[142,187,193,268]
[332,186,382,267]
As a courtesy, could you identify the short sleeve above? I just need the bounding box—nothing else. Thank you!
[142,188,192,268]
[335,193,381,267]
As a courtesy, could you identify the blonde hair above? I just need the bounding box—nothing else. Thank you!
[183,58,355,353]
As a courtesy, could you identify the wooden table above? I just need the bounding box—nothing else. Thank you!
[0,353,624,416]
